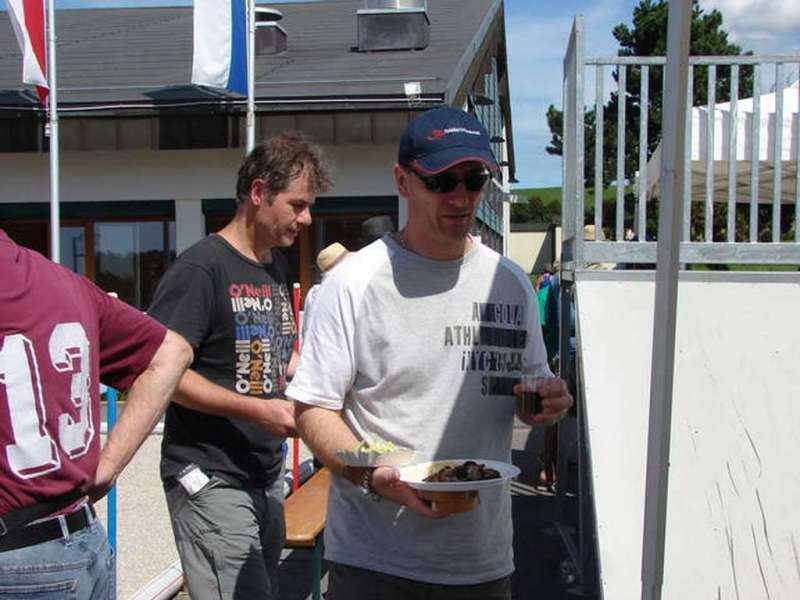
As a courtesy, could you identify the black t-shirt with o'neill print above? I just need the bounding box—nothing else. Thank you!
[148,234,296,487]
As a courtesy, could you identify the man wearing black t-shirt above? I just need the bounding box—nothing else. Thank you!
[148,133,331,600]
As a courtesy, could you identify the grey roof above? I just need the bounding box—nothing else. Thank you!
[0,0,499,113]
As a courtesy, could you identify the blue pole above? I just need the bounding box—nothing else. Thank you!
[106,387,117,553]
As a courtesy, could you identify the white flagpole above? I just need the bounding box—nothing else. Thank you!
[47,0,60,263]
[246,0,255,154]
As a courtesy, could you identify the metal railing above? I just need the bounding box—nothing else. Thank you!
[562,15,800,268]
[555,17,800,595]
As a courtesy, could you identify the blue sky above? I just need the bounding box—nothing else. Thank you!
[504,0,800,188]
[9,0,800,188]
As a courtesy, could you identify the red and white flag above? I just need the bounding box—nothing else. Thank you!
[6,0,48,105]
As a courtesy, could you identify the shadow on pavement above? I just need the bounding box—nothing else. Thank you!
[511,427,598,600]
[277,547,329,600]
[511,443,571,600]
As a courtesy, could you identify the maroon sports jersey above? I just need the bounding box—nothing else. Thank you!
[0,230,167,515]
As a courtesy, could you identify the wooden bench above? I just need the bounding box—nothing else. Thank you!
[284,467,331,600]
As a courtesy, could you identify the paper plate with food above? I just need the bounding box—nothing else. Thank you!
[398,459,520,513]
[335,439,417,467]
[398,459,520,492]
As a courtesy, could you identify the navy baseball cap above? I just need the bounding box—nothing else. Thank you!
[398,107,498,174]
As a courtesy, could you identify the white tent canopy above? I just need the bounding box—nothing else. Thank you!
[647,81,799,204]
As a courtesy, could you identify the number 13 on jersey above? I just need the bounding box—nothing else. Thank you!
[0,323,95,479]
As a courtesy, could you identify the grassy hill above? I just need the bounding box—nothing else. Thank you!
[512,186,627,208]
[510,186,628,224]
[512,187,563,207]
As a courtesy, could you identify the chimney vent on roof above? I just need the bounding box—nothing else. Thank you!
[255,7,287,55]
[357,0,429,52]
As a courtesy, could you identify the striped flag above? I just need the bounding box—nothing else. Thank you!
[191,0,248,96]
[6,0,48,104]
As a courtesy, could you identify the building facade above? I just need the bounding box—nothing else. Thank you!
[0,0,517,308]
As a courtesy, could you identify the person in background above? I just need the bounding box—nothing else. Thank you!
[288,106,573,599]
[301,242,350,342]
[540,262,559,364]
[541,263,553,286]
[539,260,562,492]
[536,264,552,329]
[0,229,193,599]
[147,132,331,600]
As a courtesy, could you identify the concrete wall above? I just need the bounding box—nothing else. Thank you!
[507,225,561,274]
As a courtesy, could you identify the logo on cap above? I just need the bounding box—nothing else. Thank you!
[425,127,482,141]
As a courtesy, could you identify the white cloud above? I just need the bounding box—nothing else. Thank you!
[700,0,800,53]
[702,0,800,34]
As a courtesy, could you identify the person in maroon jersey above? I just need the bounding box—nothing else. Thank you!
[0,229,193,599]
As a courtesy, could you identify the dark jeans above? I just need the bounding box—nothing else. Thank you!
[327,561,512,600]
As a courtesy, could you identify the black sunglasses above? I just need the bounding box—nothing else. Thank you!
[408,167,491,194]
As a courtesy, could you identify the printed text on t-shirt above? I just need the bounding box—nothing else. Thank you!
[230,283,294,396]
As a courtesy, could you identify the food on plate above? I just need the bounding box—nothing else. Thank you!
[352,439,397,454]
[423,460,500,483]
[336,439,416,467]
[404,459,515,513]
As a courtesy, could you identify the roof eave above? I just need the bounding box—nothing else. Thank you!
[442,0,515,181]
[0,93,448,117]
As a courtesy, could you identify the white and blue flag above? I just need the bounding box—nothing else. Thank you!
[191,0,248,95]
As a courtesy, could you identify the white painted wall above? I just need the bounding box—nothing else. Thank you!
[0,144,400,249]
[397,196,408,229]
[174,199,205,255]
[577,274,800,599]
[0,145,399,204]
[508,229,554,274]
[328,145,399,197]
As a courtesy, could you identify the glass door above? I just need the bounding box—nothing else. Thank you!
[93,221,175,310]
[60,226,86,275]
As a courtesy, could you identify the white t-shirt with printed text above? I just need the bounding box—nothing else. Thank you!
[287,235,551,585]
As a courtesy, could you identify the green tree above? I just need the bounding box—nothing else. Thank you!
[546,0,752,239]
[611,0,752,180]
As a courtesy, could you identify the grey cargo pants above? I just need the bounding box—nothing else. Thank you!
[164,473,285,600]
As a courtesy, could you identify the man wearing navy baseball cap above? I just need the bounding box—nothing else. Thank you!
[290,106,574,599]
[398,105,499,174]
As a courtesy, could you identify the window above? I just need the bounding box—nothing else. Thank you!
[203,197,399,296]
[1,215,175,311]
[93,221,176,309]
[206,213,302,285]
[0,116,39,153]
[60,226,86,275]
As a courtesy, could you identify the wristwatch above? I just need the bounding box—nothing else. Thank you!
[357,468,381,502]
